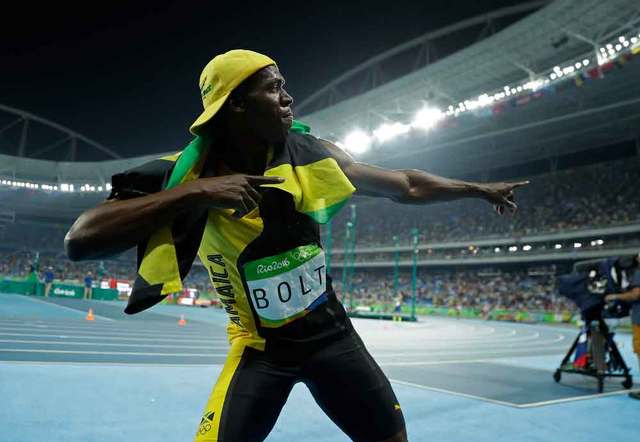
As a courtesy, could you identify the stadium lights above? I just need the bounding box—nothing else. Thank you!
[328,28,640,156]
[412,107,444,130]
[373,122,410,143]
[1,178,110,194]
[341,130,372,154]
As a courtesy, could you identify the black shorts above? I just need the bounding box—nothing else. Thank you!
[195,330,405,441]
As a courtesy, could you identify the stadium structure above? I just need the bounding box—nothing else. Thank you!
[2,0,640,316]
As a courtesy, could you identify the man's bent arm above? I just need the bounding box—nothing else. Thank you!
[64,173,283,261]
[320,140,526,209]
[64,185,200,261]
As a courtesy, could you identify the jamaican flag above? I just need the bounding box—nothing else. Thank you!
[109,121,355,314]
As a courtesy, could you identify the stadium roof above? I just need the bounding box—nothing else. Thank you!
[302,0,640,139]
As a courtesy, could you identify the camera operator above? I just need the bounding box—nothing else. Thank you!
[605,254,640,400]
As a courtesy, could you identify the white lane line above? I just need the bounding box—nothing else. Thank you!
[0,332,228,344]
[515,388,640,408]
[18,297,116,322]
[0,360,224,367]
[389,378,519,408]
[372,337,567,358]
[0,348,228,357]
[0,339,228,350]
[0,321,217,332]
[375,347,568,365]
[380,358,491,366]
[0,318,223,329]
[362,332,552,349]
[0,325,214,337]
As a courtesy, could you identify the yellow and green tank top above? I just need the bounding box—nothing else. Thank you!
[108,125,355,348]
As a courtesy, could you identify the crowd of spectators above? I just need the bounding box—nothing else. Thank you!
[1,249,569,313]
[332,266,573,314]
[0,249,212,295]
[0,249,135,283]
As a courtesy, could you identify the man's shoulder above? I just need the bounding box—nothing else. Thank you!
[108,152,182,200]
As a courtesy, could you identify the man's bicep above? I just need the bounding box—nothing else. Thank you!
[318,138,409,199]
[345,162,410,199]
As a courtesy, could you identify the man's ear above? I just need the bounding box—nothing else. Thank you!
[227,95,246,114]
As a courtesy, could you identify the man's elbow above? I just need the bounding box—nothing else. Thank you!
[64,231,87,262]
[64,223,97,261]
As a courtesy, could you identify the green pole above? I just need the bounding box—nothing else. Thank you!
[98,260,105,281]
[326,220,333,275]
[347,204,357,311]
[341,221,352,304]
[393,235,399,311]
[411,228,419,321]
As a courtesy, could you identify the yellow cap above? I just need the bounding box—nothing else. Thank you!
[189,49,276,135]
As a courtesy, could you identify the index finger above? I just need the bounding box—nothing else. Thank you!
[508,180,530,189]
[245,175,285,185]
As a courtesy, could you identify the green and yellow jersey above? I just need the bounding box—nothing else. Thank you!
[109,131,355,350]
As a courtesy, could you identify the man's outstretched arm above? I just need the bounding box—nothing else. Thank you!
[320,139,528,214]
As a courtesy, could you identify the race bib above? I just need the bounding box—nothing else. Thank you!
[244,244,327,328]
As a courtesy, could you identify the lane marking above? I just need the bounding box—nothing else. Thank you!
[18,297,116,322]
[373,338,567,359]
[376,347,568,365]
[515,388,640,408]
[0,348,228,357]
[0,325,215,337]
[0,360,224,367]
[389,379,639,408]
[0,332,228,344]
[0,339,228,350]
[380,358,491,366]
[389,378,519,408]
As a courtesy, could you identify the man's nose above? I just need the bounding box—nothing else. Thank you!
[281,89,293,107]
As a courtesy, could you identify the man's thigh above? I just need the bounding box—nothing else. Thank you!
[303,332,406,442]
[195,342,297,442]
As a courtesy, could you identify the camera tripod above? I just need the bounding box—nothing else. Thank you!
[554,316,633,393]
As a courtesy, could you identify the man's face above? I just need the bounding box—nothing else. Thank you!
[241,65,294,144]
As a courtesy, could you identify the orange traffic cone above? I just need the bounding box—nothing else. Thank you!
[86,308,95,321]
[178,314,186,326]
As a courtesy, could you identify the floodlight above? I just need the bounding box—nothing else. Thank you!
[373,122,410,143]
[342,130,372,154]
[411,107,444,131]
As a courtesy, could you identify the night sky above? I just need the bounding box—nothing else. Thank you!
[2,1,522,159]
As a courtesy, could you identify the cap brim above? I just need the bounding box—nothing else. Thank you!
[189,93,230,136]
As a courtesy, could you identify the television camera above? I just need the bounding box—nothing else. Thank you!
[554,255,637,392]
